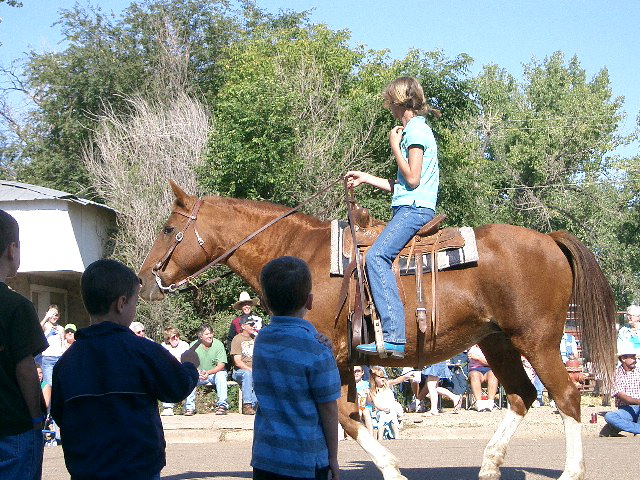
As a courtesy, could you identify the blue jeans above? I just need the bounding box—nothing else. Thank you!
[604,405,640,434]
[366,204,435,344]
[232,369,256,406]
[0,429,43,480]
[40,355,60,386]
[184,371,228,411]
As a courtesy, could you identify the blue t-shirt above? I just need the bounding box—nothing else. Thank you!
[391,115,439,210]
[251,316,341,477]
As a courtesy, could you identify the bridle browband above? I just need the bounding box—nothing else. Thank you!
[151,177,343,294]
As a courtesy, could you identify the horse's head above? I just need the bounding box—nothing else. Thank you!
[139,181,212,301]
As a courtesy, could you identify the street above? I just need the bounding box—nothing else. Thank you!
[43,436,637,479]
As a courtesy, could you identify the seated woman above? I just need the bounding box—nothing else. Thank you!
[368,366,403,439]
[468,344,499,412]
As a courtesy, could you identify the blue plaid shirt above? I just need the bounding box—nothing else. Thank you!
[251,316,341,477]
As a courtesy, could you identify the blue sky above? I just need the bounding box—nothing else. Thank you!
[1,0,638,156]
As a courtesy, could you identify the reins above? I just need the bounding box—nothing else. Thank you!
[152,176,344,294]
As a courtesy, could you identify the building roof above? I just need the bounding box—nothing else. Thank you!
[0,181,115,212]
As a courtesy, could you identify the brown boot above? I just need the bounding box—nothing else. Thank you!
[242,404,255,415]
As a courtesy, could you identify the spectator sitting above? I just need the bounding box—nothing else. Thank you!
[468,344,499,412]
[417,361,463,415]
[62,323,76,352]
[230,316,258,415]
[252,256,340,479]
[617,305,640,355]
[160,327,190,416]
[368,366,403,439]
[129,321,146,338]
[226,291,262,349]
[40,304,65,386]
[354,366,374,435]
[522,356,545,407]
[50,259,198,480]
[184,324,229,416]
[400,367,423,412]
[600,343,640,437]
[560,328,579,364]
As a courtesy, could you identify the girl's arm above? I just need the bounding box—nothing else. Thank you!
[389,126,424,189]
[345,171,394,193]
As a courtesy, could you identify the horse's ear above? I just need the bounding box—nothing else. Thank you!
[169,180,189,209]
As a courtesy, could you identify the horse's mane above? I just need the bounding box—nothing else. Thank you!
[200,194,329,229]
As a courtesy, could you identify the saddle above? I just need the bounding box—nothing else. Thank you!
[336,191,467,366]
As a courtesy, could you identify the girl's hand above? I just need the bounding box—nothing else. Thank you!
[389,125,404,146]
[345,171,368,189]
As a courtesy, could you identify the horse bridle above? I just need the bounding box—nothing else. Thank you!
[151,177,344,294]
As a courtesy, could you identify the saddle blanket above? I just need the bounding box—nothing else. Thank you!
[330,220,478,276]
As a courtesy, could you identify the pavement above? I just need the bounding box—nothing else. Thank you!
[43,403,634,480]
[160,403,619,444]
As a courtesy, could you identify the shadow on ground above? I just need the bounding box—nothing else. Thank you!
[346,461,562,480]
[163,466,562,479]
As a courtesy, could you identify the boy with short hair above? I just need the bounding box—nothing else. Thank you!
[0,209,48,480]
[252,256,341,480]
[51,259,198,480]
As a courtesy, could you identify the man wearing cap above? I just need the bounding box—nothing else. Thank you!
[600,343,640,436]
[230,317,258,415]
[617,305,640,355]
[226,291,262,349]
[63,324,76,352]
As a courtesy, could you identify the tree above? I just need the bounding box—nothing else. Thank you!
[3,0,246,196]
[460,52,636,303]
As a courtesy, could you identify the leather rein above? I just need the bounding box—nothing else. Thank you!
[151,178,343,294]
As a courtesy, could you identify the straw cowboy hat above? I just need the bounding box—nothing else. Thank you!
[617,341,637,357]
[626,305,640,317]
[233,291,260,310]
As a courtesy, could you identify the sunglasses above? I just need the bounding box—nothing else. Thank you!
[244,322,256,327]
[621,354,636,359]
[353,369,363,373]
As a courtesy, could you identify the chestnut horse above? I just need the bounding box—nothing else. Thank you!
[139,182,616,480]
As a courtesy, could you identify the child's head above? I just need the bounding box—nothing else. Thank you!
[353,365,364,382]
[81,259,140,324]
[0,209,19,253]
[0,209,20,274]
[259,256,312,316]
[36,365,43,382]
[163,326,180,345]
[382,76,441,118]
[368,366,389,395]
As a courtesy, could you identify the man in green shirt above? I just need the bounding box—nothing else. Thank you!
[184,324,228,415]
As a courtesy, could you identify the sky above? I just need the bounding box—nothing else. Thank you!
[0,0,638,156]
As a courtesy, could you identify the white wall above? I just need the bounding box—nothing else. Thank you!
[3,200,114,272]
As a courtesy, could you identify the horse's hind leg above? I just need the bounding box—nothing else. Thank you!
[337,376,407,480]
[526,349,585,479]
[476,334,537,480]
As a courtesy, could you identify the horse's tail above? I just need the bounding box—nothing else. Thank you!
[549,230,616,387]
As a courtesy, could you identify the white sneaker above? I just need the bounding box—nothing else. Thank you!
[161,408,174,416]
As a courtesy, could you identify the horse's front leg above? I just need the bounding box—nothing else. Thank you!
[338,387,407,480]
[478,406,526,480]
